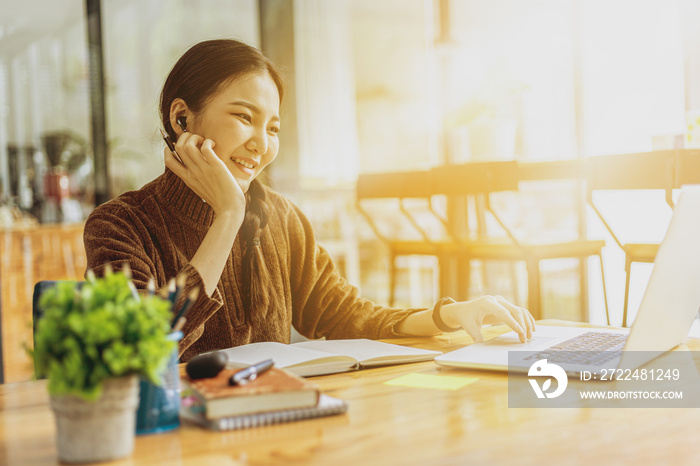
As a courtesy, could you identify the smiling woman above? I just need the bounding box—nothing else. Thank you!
[83,39,534,362]
[167,74,281,195]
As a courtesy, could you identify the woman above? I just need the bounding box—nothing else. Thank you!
[84,39,534,361]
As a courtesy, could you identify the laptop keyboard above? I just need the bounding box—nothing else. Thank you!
[522,332,627,366]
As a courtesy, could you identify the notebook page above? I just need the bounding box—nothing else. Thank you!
[220,341,357,372]
[292,339,442,366]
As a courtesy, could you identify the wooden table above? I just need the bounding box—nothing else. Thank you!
[2,320,700,465]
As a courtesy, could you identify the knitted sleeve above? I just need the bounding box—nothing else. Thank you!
[83,202,224,356]
[83,203,155,282]
[285,201,425,340]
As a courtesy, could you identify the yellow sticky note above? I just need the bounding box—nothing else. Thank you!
[384,373,478,391]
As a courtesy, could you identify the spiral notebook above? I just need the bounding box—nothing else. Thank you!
[180,394,348,431]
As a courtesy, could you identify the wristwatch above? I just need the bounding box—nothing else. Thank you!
[432,297,460,332]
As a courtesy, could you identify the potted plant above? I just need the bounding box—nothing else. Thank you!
[32,268,175,463]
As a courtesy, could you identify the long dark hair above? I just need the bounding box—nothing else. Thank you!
[159,39,284,310]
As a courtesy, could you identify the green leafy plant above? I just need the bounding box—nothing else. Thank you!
[32,271,175,400]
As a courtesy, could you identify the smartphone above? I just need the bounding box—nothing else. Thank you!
[159,128,186,167]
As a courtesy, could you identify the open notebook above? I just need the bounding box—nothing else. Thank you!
[219,339,442,377]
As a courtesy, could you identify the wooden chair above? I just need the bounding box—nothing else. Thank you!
[587,151,676,326]
[675,149,700,187]
[356,169,456,306]
[431,160,609,321]
[427,161,521,304]
[32,280,83,379]
[356,163,527,307]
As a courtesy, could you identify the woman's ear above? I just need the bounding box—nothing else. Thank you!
[169,98,190,138]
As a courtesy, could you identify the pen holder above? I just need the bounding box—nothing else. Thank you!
[136,331,182,435]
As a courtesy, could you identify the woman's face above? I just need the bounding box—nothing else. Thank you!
[189,72,281,193]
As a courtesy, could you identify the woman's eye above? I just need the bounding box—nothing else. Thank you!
[268,127,280,134]
[235,114,252,123]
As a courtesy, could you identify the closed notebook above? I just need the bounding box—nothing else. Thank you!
[220,339,442,377]
[181,367,320,420]
[181,394,348,431]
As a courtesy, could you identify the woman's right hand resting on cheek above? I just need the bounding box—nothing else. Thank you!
[164,132,247,297]
[164,132,246,224]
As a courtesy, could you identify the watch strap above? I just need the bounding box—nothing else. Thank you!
[432,297,460,333]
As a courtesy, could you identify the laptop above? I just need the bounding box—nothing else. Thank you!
[435,185,700,375]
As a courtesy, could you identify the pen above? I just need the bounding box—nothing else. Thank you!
[159,128,186,167]
[228,359,275,386]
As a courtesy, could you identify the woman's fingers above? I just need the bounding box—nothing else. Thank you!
[461,317,486,343]
[176,132,206,168]
[443,296,535,344]
[489,302,527,343]
[201,137,216,154]
[461,297,526,343]
[527,309,537,332]
[200,138,224,169]
[184,134,207,162]
[496,296,534,339]
[165,132,244,221]
[164,147,187,177]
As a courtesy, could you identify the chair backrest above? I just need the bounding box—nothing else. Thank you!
[515,159,588,183]
[356,169,433,200]
[33,281,58,334]
[586,151,677,250]
[429,161,519,196]
[356,169,443,243]
[674,149,700,188]
[32,280,82,378]
[587,151,675,193]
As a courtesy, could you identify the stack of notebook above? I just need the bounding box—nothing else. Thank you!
[180,366,347,431]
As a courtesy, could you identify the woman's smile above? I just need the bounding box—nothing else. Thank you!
[230,157,258,176]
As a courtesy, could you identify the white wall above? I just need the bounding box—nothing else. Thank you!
[102,0,260,194]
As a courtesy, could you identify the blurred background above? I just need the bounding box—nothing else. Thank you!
[1,0,699,383]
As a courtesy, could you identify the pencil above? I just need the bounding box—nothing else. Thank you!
[172,273,186,306]
[160,278,174,301]
[166,279,177,305]
[170,287,199,328]
[172,316,186,333]
[121,262,140,301]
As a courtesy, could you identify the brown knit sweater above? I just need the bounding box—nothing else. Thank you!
[84,169,423,361]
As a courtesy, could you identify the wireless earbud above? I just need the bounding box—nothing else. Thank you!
[176,116,188,132]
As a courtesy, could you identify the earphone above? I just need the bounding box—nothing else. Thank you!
[176,116,187,132]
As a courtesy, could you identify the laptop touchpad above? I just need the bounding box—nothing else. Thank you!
[482,334,557,349]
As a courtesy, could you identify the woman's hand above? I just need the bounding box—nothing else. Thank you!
[441,295,535,343]
[165,132,248,296]
[164,132,246,222]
